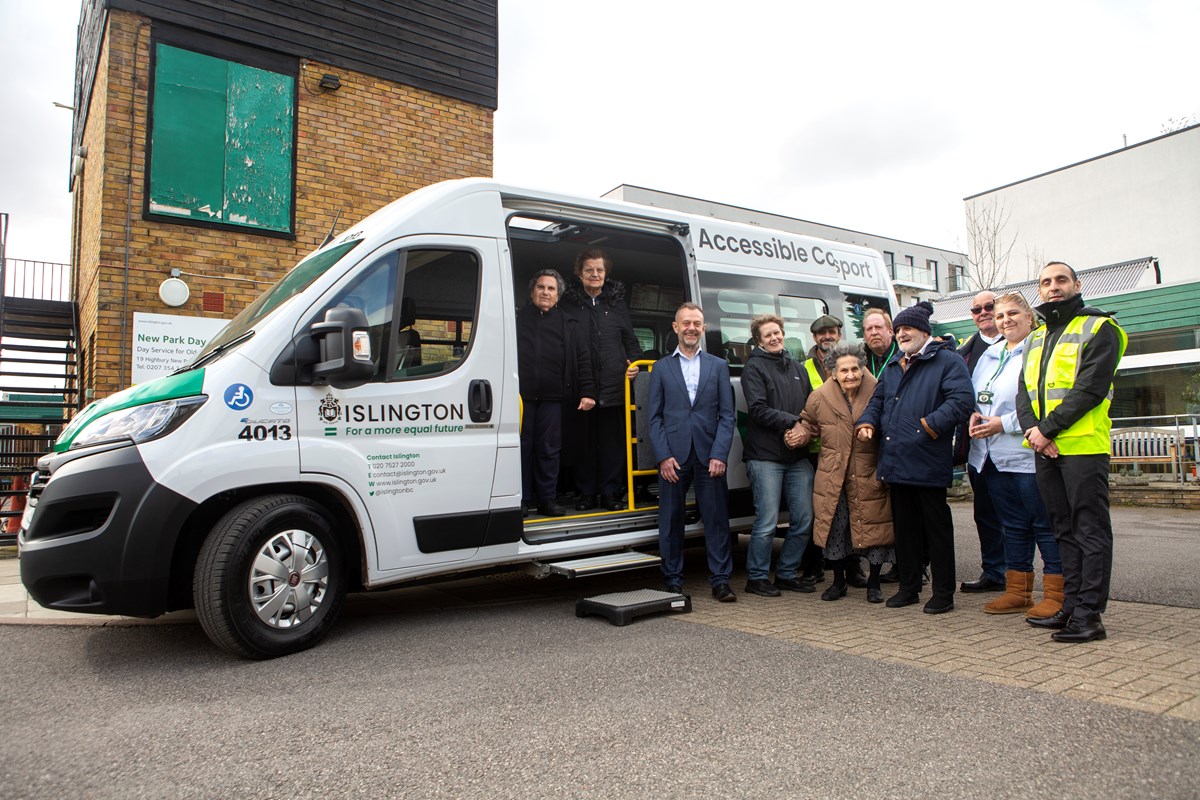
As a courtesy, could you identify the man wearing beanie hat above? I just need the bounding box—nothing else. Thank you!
[856,300,974,614]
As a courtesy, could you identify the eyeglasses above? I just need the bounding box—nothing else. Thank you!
[581,268,605,276]
[970,302,995,315]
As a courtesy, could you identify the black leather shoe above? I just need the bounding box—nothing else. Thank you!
[745,579,781,597]
[521,503,529,519]
[1027,608,1072,629]
[846,562,868,588]
[886,591,920,608]
[1051,616,1107,643]
[665,582,684,594]
[774,577,815,593]
[961,575,1005,593]
[600,494,624,511]
[575,495,597,511]
[867,586,884,604]
[879,565,900,584]
[923,595,954,614]
[712,583,737,602]
[804,569,825,584]
[537,501,567,517]
[921,566,930,587]
[821,583,848,601]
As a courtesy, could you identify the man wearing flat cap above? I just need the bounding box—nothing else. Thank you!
[803,315,843,388]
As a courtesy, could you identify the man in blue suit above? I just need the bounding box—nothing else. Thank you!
[648,303,737,602]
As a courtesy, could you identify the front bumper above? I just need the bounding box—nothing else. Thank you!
[19,444,198,617]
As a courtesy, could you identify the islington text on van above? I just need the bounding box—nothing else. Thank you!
[697,228,876,281]
[344,402,465,423]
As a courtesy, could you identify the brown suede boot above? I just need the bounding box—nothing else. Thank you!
[1026,573,1064,618]
[983,570,1034,614]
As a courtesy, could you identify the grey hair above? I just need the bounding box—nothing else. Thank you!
[823,341,867,374]
[528,269,565,297]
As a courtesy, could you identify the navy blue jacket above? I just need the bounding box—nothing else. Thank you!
[856,337,974,487]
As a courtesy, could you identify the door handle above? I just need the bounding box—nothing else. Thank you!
[468,379,492,422]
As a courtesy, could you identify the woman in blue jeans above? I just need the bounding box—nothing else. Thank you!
[967,292,1063,616]
[740,314,815,597]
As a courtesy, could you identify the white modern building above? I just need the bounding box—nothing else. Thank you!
[964,123,1200,285]
[604,185,966,308]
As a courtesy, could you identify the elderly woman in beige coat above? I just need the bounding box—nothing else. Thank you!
[796,341,895,602]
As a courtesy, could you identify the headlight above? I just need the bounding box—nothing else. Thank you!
[69,396,208,450]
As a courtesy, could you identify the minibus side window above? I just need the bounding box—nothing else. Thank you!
[704,288,826,368]
[391,248,480,381]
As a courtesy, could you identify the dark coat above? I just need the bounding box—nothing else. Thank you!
[856,337,974,487]
[740,347,812,464]
[953,331,1000,465]
[516,303,595,403]
[647,351,735,465]
[562,279,642,407]
[801,373,893,549]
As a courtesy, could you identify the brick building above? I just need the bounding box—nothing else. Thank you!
[68,0,497,399]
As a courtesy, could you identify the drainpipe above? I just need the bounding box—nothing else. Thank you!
[121,21,149,389]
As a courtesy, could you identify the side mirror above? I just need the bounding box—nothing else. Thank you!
[310,306,375,389]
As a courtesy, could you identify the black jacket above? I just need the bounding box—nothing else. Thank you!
[741,347,813,463]
[517,303,595,403]
[1016,294,1123,439]
[858,336,974,487]
[562,279,642,407]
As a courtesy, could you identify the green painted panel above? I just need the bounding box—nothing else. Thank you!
[224,63,294,232]
[150,45,227,219]
[149,45,293,233]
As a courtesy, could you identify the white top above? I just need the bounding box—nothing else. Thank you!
[672,347,702,405]
[968,337,1033,474]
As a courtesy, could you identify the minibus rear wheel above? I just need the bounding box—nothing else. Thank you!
[194,494,346,659]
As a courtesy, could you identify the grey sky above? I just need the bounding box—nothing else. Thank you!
[2,0,1197,266]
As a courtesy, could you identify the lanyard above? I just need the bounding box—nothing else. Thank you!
[870,342,896,379]
[984,346,1016,391]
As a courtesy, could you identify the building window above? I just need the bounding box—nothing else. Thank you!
[948,263,966,292]
[147,43,295,234]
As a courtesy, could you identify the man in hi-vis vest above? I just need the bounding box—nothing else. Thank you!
[1017,262,1126,643]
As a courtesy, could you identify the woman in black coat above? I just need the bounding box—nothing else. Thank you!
[560,248,642,511]
[518,269,595,517]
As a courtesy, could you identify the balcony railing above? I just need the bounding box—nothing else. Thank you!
[1,258,73,302]
[889,263,936,289]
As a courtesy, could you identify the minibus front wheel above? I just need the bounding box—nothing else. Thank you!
[193,494,347,659]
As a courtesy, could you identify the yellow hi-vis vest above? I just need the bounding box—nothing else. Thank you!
[803,358,824,452]
[1023,315,1127,455]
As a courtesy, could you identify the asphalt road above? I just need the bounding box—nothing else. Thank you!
[2,496,1200,796]
[951,502,1200,608]
[0,500,1196,798]
[2,602,1198,799]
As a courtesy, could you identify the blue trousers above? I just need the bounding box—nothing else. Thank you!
[745,459,813,581]
[658,449,733,587]
[982,462,1061,575]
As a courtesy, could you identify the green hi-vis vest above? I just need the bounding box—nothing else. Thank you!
[1023,315,1127,455]
[804,358,824,453]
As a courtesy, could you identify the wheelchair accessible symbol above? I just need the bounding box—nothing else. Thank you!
[224,383,254,410]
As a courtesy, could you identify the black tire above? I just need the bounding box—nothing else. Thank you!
[194,494,346,659]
